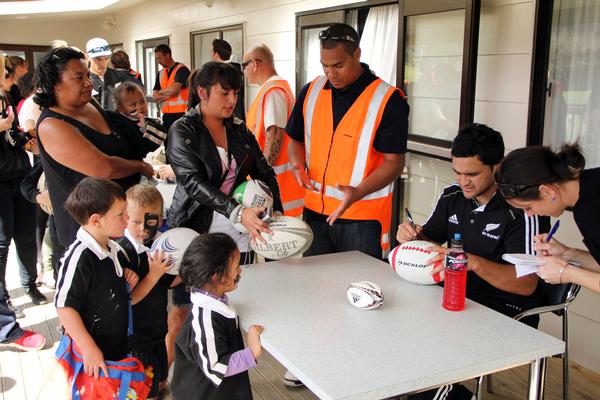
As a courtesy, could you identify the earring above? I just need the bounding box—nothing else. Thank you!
[551,196,556,202]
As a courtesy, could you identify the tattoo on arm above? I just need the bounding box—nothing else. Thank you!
[264,126,285,166]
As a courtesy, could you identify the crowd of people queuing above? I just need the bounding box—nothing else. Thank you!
[0,21,598,400]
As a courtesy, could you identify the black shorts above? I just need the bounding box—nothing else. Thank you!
[131,340,168,398]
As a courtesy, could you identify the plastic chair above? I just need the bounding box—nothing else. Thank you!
[475,282,581,399]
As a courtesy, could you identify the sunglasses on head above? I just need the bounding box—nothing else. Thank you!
[51,47,73,63]
[318,29,357,44]
[241,58,261,71]
[497,183,540,199]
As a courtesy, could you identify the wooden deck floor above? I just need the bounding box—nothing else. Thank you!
[1,251,599,399]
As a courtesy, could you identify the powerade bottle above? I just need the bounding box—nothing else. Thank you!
[443,233,468,311]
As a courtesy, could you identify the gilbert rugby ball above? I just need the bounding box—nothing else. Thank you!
[250,216,313,260]
[388,240,443,285]
[233,179,273,209]
[346,281,384,309]
[150,227,200,275]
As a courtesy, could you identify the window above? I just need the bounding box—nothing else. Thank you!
[190,24,244,70]
[404,9,465,145]
[0,43,51,74]
[544,0,600,167]
[135,36,169,118]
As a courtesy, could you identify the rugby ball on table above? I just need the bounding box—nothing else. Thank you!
[150,227,200,275]
[388,240,443,285]
[346,281,384,309]
[250,216,313,260]
[233,179,273,209]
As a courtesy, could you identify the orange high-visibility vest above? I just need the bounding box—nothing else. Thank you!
[302,75,399,250]
[246,78,304,217]
[160,63,189,114]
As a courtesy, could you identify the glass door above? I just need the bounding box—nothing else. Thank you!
[135,36,169,118]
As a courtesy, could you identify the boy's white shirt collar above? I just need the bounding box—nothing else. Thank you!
[124,228,149,255]
[76,227,124,277]
[191,291,237,319]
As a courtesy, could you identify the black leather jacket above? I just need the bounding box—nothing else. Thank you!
[166,107,282,232]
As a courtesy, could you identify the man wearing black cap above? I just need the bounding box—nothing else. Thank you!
[285,22,409,386]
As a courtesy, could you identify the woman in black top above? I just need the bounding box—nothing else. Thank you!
[496,143,600,295]
[34,47,154,247]
[0,53,47,311]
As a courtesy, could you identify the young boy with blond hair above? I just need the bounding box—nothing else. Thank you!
[116,184,179,398]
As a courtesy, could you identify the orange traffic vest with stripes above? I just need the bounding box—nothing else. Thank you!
[303,75,400,250]
[160,63,189,114]
[246,78,305,217]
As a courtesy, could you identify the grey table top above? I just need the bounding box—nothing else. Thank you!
[230,251,565,400]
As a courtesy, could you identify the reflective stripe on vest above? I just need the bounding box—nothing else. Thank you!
[303,76,327,166]
[246,78,305,217]
[303,76,398,249]
[160,63,189,114]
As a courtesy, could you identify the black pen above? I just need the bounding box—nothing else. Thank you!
[405,208,416,228]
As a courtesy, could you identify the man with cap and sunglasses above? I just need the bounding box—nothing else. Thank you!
[86,37,140,111]
[286,23,409,265]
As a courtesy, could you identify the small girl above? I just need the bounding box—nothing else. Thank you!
[171,233,263,400]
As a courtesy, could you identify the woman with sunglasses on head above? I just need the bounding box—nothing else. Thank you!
[165,61,282,370]
[34,47,154,249]
[496,143,600,295]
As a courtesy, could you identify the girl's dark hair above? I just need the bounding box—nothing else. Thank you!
[187,61,241,110]
[113,81,144,109]
[496,143,585,200]
[179,233,238,291]
[65,177,126,225]
[17,72,35,98]
[34,47,85,108]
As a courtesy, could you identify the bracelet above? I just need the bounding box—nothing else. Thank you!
[558,263,568,284]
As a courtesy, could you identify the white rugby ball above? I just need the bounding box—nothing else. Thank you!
[388,240,443,285]
[233,179,273,209]
[346,281,384,309]
[37,172,53,215]
[250,216,313,260]
[150,227,200,275]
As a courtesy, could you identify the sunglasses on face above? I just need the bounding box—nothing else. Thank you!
[318,29,358,44]
[241,58,262,71]
[497,183,540,199]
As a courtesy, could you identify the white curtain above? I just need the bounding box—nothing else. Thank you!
[359,4,399,85]
[546,0,600,167]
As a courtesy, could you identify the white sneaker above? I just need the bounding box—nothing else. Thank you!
[283,370,304,387]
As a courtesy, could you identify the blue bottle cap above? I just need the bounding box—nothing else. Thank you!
[454,233,461,241]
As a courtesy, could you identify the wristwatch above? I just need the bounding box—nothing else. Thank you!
[230,205,247,233]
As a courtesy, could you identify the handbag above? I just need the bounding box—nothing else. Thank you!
[54,334,152,400]
[54,283,152,399]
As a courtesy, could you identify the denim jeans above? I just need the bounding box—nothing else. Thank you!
[0,286,22,343]
[303,215,382,260]
[0,178,38,297]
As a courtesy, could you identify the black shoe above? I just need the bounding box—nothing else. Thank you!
[6,299,25,319]
[26,286,48,305]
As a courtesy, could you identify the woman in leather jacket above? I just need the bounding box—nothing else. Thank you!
[165,62,282,368]
[167,61,282,242]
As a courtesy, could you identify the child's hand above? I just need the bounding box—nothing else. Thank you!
[148,250,171,278]
[82,342,108,379]
[247,324,264,359]
[123,268,139,289]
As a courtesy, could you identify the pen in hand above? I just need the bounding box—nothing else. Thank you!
[405,208,420,239]
[545,220,560,242]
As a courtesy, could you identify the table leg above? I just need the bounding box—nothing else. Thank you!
[528,357,548,400]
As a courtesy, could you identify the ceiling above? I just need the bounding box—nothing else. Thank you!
[0,0,146,21]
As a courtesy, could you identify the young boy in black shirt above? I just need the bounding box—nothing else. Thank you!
[55,178,131,377]
[116,184,178,399]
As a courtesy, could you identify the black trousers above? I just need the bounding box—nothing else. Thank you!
[0,178,37,297]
